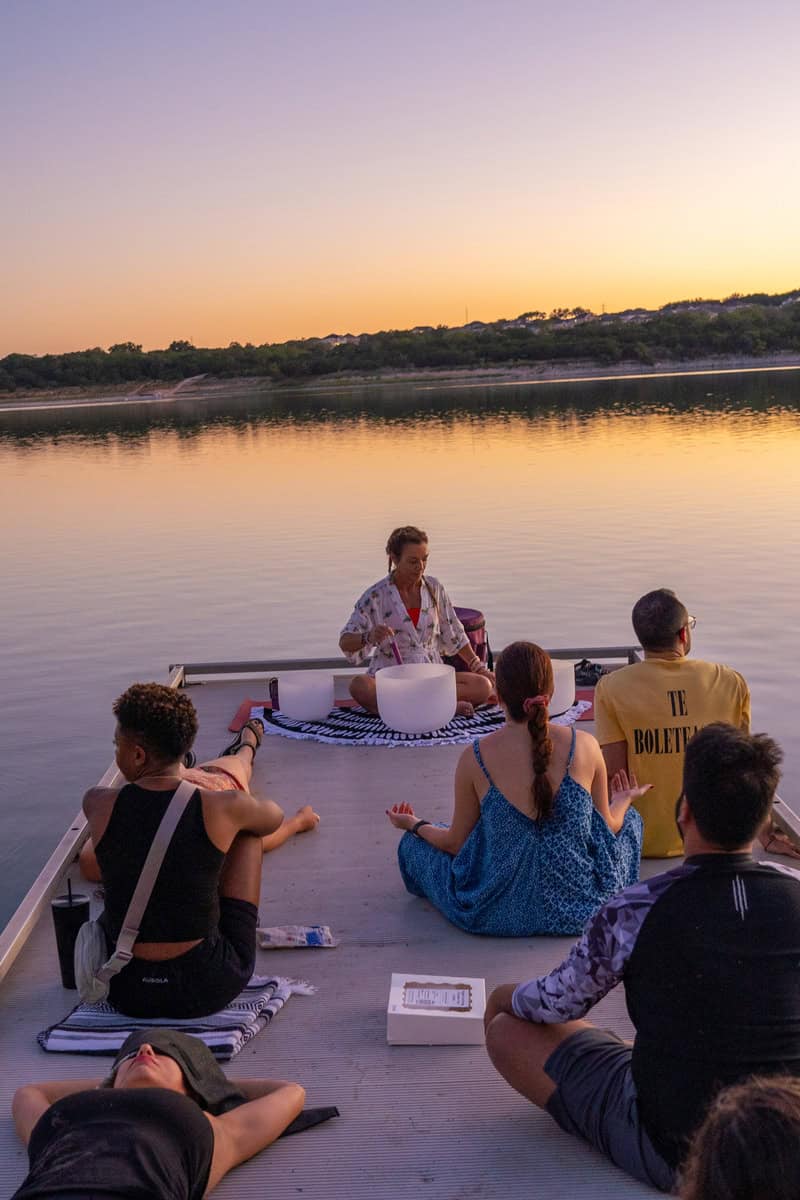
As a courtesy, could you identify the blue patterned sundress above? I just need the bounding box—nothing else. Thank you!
[397,728,643,936]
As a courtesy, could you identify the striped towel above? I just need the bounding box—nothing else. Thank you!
[37,975,314,1061]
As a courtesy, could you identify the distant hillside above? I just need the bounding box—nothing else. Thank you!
[2,288,800,393]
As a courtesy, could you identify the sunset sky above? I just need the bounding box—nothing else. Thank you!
[2,0,799,356]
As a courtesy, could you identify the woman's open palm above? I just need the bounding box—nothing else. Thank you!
[611,769,652,806]
[386,801,417,831]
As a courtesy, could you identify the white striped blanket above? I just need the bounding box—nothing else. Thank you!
[254,700,591,747]
[37,975,314,1061]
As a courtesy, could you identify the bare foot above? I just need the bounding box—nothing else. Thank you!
[261,805,320,853]
[456,700,475,718]
[293,804,320,833]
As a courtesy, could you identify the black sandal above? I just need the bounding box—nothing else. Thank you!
[219,718,264,759]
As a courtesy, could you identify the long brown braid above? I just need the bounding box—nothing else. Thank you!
[495,642,555,820]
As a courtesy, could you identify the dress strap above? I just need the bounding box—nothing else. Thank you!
[472,738,493,784]
[566,725,577,768]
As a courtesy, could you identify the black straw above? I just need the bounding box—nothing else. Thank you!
[67,878,73,905]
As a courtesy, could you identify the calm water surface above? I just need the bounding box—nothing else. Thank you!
[2,371,799,927]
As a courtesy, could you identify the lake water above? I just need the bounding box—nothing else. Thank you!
[2,369,800,928]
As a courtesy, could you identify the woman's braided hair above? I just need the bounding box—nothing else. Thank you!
[495,642,555,820]
[385,525,428,571]
[385,526,439,611]
[113,682,198,762]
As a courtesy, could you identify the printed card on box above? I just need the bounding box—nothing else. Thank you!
[387,972,486,1044]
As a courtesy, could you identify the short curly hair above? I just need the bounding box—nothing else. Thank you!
[113,683,198,762]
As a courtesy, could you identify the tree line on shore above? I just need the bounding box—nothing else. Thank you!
[2,289,800,393]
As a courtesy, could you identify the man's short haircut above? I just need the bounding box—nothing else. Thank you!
[683,723,782,849]
[631,588,688,652]
[113,682,198,762]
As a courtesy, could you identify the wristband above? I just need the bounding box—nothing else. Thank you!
[411,819,431,837]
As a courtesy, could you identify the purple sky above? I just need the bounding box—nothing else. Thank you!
[2,0,799,353]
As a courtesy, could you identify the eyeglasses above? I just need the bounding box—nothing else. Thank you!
[676,615,697,635]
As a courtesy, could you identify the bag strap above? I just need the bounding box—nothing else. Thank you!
[97,778,196,984]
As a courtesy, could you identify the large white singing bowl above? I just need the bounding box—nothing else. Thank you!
[376,663,457,734]
[279,672,335,722]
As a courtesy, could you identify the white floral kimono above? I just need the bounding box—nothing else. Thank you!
[341,574,469,676]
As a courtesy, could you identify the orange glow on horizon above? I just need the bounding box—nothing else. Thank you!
[3,3,799,357]
[5,266,800,358]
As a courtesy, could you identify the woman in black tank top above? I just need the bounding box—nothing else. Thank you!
[82,684,285,1018]
[11,1030,310,1199]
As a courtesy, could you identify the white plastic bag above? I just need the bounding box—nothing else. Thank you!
[74,920,112,1003]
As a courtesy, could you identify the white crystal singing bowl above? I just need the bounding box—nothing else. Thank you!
[376,663,457,734]
[549,659,577,717]
[279,672,335,722]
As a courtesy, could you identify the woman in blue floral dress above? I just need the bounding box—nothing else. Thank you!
[387,642,645,936]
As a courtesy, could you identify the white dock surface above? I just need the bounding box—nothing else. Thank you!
[0,680,664,1198]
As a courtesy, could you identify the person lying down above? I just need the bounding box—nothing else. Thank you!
[11,1028,338,1199]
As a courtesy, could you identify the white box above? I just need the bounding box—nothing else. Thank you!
[387,972,486,1045]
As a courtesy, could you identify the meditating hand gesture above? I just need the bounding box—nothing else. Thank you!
[386,801,419,831]
[609,769,652,813]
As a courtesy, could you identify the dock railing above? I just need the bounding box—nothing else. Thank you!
[772,798,800,844]
[169,646,645,682]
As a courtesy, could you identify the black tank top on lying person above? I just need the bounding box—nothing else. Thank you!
[96,783,224,943]
[12,1087,214,1200]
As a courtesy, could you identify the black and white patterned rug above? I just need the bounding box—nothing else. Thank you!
[251,700,591,748]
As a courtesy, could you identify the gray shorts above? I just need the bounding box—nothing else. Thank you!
[544,1028,675,1193]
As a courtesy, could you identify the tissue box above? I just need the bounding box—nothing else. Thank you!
[387,973,486,1045]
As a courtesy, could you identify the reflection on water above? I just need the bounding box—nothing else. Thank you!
[2,370,800,926]
[2,368,798,441]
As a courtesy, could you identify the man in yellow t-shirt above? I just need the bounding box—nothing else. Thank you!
[594,589,750,857]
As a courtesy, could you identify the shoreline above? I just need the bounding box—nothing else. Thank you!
[1,354,800,412]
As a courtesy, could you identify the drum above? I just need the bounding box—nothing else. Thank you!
[443,607,492,671]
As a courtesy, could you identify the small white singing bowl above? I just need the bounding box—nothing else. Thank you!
[376,663,457,734]
[549,659,577,717]
[279,672,335,722]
